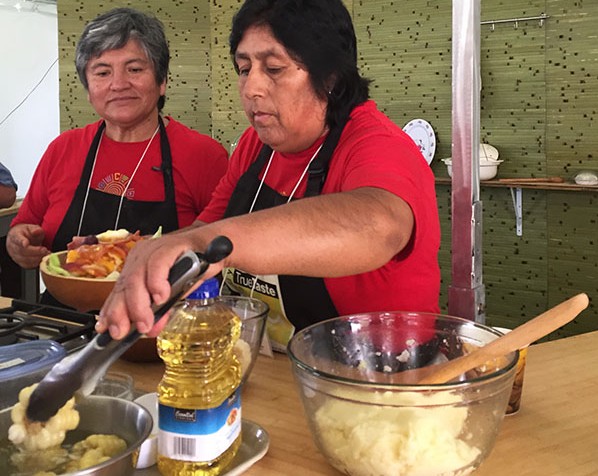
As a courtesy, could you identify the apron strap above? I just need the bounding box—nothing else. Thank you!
[157,116,176,204]
[222,116,351,334]
[52,117,178,252]
[79,121,106,188]
[305,115,350,197]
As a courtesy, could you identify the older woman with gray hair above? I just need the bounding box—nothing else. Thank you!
[7,8,228,306]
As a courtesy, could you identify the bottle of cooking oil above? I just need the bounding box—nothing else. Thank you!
[157,277,242,476]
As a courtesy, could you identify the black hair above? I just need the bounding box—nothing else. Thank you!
[230,0,371,129]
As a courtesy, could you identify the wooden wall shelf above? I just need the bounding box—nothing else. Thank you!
[435,177,598,192]
[435,177,598,237]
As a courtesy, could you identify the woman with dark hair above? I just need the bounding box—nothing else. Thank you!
[97,0,441,353]
[228,0,370,130]
[7,8,228,305]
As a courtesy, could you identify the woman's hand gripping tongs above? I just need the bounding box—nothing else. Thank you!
[25,236,233,423]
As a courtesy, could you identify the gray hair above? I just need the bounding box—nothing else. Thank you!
[75,7,169,110]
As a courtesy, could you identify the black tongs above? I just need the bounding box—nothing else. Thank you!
[26,236,233,422]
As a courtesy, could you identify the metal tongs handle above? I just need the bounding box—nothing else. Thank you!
[26,236,233,422]
[95,235,233,348]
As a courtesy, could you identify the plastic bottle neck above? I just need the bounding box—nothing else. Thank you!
[187,277,219,300]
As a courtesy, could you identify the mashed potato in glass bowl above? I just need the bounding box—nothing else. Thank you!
[288,312,517,476]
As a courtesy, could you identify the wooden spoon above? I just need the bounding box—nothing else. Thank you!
[393,293,589,385]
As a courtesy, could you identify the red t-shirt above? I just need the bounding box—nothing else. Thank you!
[200,100,441,315]
[12,117,228,247]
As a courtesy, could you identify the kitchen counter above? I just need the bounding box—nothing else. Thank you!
[111,330,598,476]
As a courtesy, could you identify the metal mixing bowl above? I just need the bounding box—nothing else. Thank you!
[1,395,152,475]
[288,312,518,476]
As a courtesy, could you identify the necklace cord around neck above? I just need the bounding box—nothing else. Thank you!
[114,125,160,228]
[76,123,160,235]
[244,142,324,299]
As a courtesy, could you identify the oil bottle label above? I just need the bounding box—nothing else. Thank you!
[158,389,241,462]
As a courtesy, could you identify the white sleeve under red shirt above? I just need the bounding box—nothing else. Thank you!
[12,117,228,247]
[199,100,441,315]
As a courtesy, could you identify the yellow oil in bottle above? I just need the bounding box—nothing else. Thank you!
[157,278,242,476]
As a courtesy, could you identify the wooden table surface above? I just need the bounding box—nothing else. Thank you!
[111,330,598,475]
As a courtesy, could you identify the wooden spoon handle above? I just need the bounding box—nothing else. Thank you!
[400,293,589,385]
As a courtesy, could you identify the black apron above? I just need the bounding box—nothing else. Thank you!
[45,117,179,307]
[223,119,441,370]
[52,116,178,251]
[223,119,347,331]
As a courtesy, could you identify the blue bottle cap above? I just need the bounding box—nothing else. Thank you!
[188,277,220,300]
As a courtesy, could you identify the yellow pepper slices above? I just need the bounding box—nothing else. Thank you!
[63,233,142,278]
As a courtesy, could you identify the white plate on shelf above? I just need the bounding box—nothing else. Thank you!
[403,118,436,165]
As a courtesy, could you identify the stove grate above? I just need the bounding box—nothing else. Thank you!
[0,299,96,351]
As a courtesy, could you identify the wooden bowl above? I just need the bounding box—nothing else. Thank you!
[40,251,116,312]
[41,251,161,361]
[121,337,159,363]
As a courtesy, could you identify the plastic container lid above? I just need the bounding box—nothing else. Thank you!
[188,277,220,300]
[0,340,66,381]
[1,340,66,410]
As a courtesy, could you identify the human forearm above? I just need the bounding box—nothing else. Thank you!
[193,187,414,277]
[0,185,16,208]
[97,187,413,340]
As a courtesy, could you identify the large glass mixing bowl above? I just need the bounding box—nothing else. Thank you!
[288,312,517,476]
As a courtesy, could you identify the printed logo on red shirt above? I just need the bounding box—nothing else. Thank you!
[97,173,135,198]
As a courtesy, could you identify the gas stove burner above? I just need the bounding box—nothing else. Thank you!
[0,300,97,353]
[0,315,25,345]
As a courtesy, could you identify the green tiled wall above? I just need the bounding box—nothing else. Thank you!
[57,1,214,137]
[58,1,597,338]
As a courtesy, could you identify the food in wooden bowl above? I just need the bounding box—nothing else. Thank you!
[40,251,117,312]
[40,229,144,312]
